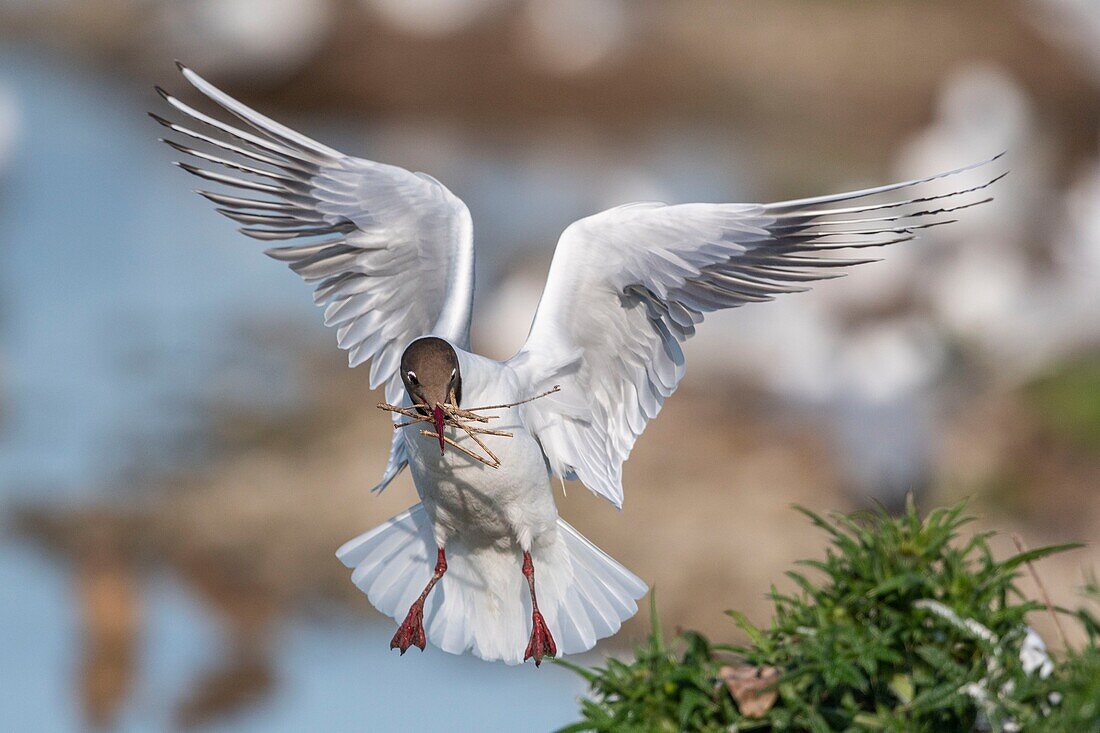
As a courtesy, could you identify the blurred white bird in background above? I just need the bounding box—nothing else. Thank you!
[158,0,336,82]
[363,0,508,37]
[1032,0,1100,84]
[896,65,1056,374]
[154,64,1002,665]
[519,0,630,75]
[362,0,632,75]
[0,82,19,176]
[1033,142,1100,363]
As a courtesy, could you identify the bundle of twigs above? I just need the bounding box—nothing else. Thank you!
[377,386,560,468]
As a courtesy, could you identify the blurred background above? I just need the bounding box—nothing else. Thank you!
[0,0,1098,730]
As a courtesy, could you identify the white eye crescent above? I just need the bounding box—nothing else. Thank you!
[450,368,456,380]
[406,370,418,384]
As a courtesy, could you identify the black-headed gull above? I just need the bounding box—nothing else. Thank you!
[153,63,1002,665]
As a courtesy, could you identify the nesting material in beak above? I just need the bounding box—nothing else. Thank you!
[377,385,561,469]
[433,405,446,455]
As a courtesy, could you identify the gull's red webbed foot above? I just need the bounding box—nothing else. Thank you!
[391,547,447,656]
[391,602,426,654]
[521,551,557,666]
[524,609,556,666]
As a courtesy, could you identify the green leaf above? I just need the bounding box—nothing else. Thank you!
[553,658,599,682]
[1001,543,1083,571]
[648,589,664,654]
[725,610,767,650]
[888,674,914,705]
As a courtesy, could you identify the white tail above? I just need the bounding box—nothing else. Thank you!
[336,503,648,664]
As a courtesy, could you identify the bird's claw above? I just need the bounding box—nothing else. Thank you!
[524,610,557,667]
[391,602,426,654]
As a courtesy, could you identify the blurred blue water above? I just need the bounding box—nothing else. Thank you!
[0,46,324,501]
[0,541,82,730]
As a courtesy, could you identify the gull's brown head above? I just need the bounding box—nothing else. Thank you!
[400,337,461,455]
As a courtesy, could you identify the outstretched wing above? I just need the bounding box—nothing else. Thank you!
[154,63,475,491]
[511,158,1004,508]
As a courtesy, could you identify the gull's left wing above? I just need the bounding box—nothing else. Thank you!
[153,64,475,492]
[510,158,1004,508]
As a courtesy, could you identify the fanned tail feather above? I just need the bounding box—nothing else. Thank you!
[337,504,647,664]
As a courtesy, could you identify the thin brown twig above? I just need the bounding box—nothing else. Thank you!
[450,415,501,467]
[376,403,425,420]
[393,417,431,429]
[459,385,561,413]
[1012,533,1071,650]
[443,396,494,423]
[418,429,500,468]
[445,408,496,422]
[464,426,513,437]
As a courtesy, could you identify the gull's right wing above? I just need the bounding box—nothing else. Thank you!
[511,157,1005,508]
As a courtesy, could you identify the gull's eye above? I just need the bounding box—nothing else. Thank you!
[407,370,419,385]
[450,368,456,380]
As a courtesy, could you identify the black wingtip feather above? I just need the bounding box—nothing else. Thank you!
[769,154,1009,213]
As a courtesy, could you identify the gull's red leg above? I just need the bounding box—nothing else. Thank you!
[391,548,447,655]
[521,551,557,666]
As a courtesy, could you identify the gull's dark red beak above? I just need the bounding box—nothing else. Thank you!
[433,405,446,455]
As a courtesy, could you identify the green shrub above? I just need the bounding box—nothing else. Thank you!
[560,499,1099,732]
